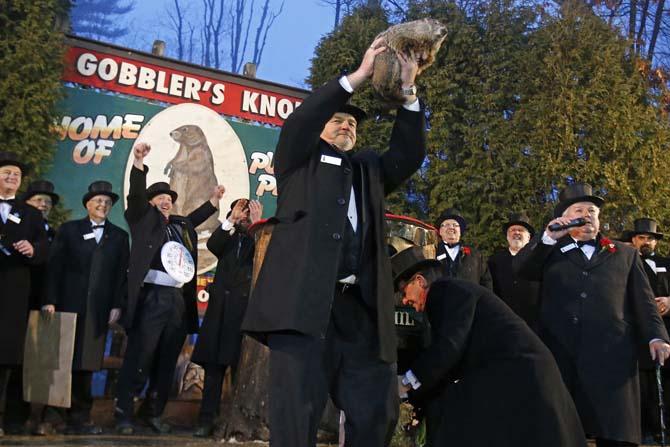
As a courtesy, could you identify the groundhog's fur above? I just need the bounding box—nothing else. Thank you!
[166,124,220,233]
[372,19,447,105]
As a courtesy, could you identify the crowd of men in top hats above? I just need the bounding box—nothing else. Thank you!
[3,36,670,447]
[0,148,263,437]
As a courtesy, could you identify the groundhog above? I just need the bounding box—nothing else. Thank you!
[166,124,220,234]
[372,18,448,106]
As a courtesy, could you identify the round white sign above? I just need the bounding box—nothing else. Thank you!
[161,241,196,283]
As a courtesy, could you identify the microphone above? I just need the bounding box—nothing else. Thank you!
[548,217,587,232]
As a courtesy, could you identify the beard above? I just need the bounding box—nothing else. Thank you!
[508,238,526,251]
[640,245,654,256]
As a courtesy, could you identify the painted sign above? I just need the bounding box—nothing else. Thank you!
[63,44,304,127]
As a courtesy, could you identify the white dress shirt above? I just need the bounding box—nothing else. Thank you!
[0,195,15,224]
[90,219,106,244]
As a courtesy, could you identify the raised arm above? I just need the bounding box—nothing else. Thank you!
[125,143,152,224]
[274,40,387,177]
[380,49,425,195]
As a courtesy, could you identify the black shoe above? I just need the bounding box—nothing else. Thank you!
[115,420,134,435]
[193,423,214,437]
[4,424,26,435]
[33,422,56,436]
[65,423,102,435]
[144,416,171,434]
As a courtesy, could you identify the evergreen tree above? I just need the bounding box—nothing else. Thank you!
[0,0,69,178]
[309,0,670,254]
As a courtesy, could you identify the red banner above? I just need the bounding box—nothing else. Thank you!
[63,46,304,127]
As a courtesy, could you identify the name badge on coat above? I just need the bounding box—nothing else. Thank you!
[436,253,447,261]
[83,232,96,240]
[7,213,21,224]
[560,243,578,253]
[320,154,342,166]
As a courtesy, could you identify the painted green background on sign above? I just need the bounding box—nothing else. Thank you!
[47,87,279,230]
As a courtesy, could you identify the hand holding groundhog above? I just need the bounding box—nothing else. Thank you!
[209,185,226,207]
[346,37,387,90]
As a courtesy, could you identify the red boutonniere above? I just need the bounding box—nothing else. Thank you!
[462,246,471,256]
[599,237,616,253]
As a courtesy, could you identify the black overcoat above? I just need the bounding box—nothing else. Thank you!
[122,165,217,334]
[191,227,254,368]
[408,279,586,447]
[638,254,670,369]
[435,243,492,289]
[28,221,55,311]
[242,78,426,363]
[487,248,541,330]
[0,202,47,365]
[514,234,669,444]
[45,218,129,371]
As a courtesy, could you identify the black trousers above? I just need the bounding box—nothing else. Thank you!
[267,284,398,447]
[0,367,11,427]
[67,371,94,425]
[198,364,229,424]
[115,284,186,421]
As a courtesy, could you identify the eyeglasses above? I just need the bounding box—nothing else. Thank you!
[89,198,113,206]
[440,223,460,229]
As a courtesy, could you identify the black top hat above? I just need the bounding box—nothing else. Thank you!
[391,246,441,289]
[0,151,31,175]
[628,217,664,240]
[553,183,605,218]
[503,212,535,236]
[81,181,119,207]
[337,104,367,123]
[146,182,178,203]
[619,230,633,243]
[435,208,467,233]
[20,180,60,205]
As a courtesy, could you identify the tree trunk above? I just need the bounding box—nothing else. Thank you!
[648,0,665,61]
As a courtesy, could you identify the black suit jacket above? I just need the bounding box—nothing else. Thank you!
[123,165,217,334]
[46,218,129,370]
[514,233,669,443]
[408,280,586,447]
[435,242,492,289]
[242,78,426,363]
[0,201,47,364]
[488,248,541,329]
[192,226,254,368]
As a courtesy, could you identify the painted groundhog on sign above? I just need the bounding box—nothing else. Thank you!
[165,124,220,234]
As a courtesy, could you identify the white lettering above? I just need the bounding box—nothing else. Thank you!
[97,58,119,81]
[169,74,184,96]
[211,83,225,105]
[156,71,169,94]
[76,53,98,76]
[137,66,156,90]
[242,90,259,113]
[118,62,137,86]
[277,98,293,119]
[260,95,277,117]
[183,77,202,100]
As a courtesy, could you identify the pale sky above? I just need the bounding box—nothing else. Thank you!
[114,0,335,89]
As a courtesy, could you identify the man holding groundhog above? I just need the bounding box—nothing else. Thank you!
[242,38,426,446]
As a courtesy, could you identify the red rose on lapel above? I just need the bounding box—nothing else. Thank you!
[462,246,471,256]
[599,237,616,253]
